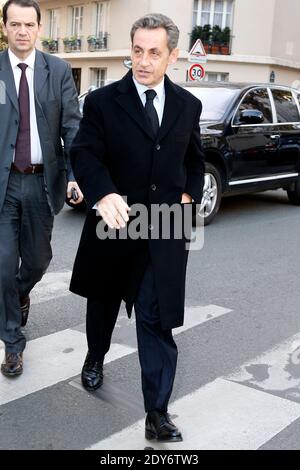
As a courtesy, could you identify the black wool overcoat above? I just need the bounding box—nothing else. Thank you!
[70,70,204,329]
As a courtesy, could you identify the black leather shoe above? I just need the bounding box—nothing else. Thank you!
[145,410,183,442]
[81,352,103,391]
[1,352,23,377]
[20,296,30,327]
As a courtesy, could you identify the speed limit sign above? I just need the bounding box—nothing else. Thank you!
[189,63,205,81]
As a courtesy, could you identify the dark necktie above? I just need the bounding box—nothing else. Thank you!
[145,89,159,137]
[14,63,31,172]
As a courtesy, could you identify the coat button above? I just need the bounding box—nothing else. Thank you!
[10,144,15,148]
[156,144,161,150]
[149,224,154,231]
[151,184,157,191]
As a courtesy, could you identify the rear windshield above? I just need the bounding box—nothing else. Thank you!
[184,87,239,121]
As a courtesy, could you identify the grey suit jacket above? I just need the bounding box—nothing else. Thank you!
[0,49,81,215]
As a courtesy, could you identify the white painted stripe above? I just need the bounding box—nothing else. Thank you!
[30,271,72,304]
[115,304,232,333]
[177,305,232,334]
[0,331,135,406]
[227,332,300,401]
[88,378,300,450]
[0,304,231,405]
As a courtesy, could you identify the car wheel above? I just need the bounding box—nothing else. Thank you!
[287,176,300,205]
[195,163,222,226]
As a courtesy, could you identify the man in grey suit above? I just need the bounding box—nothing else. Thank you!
[0,0,82,377]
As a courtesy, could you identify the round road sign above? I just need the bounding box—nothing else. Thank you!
[189,63,205,81]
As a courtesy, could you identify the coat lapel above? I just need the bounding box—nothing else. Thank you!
[0,50,18,112]
[34,50,49,97]
[115,71,184,142]
[115,70,155,141]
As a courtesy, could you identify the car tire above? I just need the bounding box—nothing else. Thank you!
[194,162,222,226]
[287,177,300,205]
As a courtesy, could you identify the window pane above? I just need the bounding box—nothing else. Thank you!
[207,73,218,81]
[226,0,233,13]
[201,0,211,25]
[202,0,211,10]
[213,13,222,27]
[236,89,273,124]
[215,0,223,13]
[201,12,210,25]
[220,73,229,81]
[272,89,300,123]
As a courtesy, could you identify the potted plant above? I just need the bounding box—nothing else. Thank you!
[201,24,211,53]
[63,36,81,52]
[220,27,230,54]
[211,25,222,54]
[190,25,203,49]
[87,35,97,51]
[41,38,58,53]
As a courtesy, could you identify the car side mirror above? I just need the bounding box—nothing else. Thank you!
[238,109,264,124]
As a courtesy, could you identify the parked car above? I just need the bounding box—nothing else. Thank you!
[183,81,300,224]
[69,81,300,225]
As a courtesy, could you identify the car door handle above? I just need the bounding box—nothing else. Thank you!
[270,135,280,139]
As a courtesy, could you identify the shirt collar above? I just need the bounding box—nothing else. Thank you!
[132,74,165,102]
[8,48,36,70]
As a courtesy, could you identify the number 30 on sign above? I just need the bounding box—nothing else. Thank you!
[189,63,205,81]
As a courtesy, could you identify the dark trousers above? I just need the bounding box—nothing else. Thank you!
[86,264,178,412]
[0,171,54,352]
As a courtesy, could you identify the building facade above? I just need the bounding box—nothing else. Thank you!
[36,0,300,93]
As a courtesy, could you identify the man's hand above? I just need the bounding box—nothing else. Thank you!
[67,182,84,204]
[96,193,130,229]
[181,192,192,203]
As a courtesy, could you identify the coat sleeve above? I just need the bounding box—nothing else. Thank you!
[183,101,205,203]
[70,93,119,209]
[59,62,81,182]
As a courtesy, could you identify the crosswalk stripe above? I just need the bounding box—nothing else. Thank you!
[0,304,231,406]
[88,378,300,450]
[177,305,232,334]
[30,271,72,304]
[227,332,300,402]
[0,330,135,406]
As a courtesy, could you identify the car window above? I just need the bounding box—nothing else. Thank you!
[234,88,272,124]
[271,89,300,123]
[184,87,239,121]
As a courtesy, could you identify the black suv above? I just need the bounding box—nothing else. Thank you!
[184,82,300,224]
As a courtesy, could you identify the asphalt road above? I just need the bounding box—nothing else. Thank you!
[1,188,300,450]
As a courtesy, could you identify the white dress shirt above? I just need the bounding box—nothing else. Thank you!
[8,48,43,164]
[132,75,165,126]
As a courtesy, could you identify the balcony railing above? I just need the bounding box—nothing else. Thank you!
[63,37,82,53]
[87,34,109,52]
[40,35,110,54]
[41,39,59,54]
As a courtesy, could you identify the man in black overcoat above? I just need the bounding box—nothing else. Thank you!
[70,13,204,442]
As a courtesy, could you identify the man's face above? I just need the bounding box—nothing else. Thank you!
[3,4,41,59]
[131,27,179,88]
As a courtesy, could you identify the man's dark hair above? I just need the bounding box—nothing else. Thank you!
[131,13,179,52]
[2,0,41,25]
